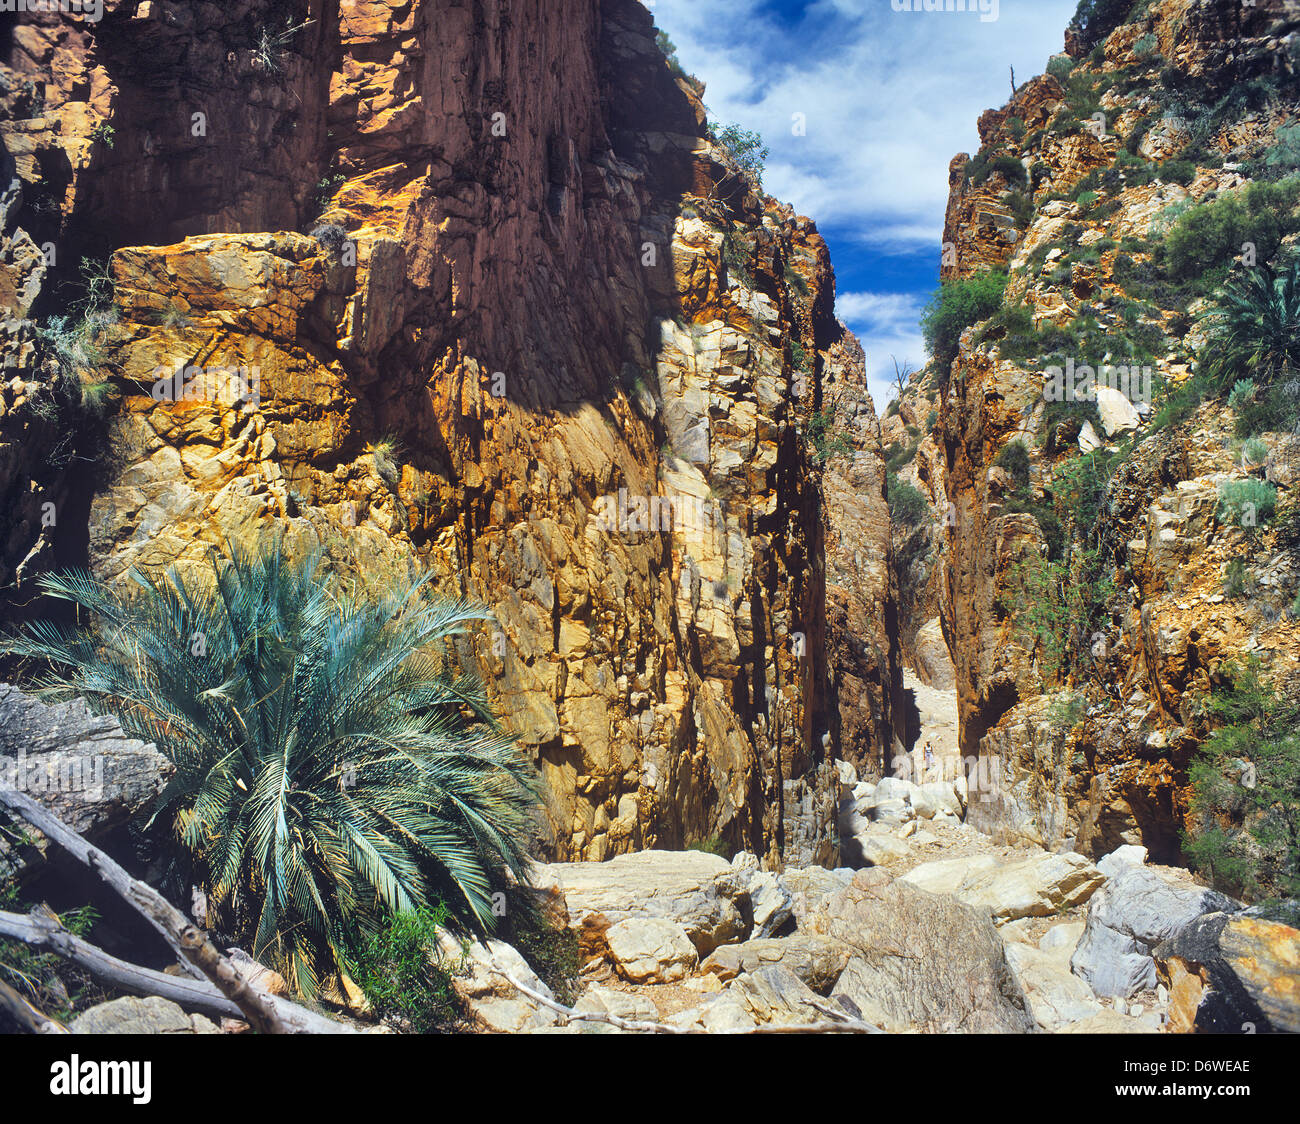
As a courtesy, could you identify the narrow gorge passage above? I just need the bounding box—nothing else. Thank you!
[0,0,1297,1061]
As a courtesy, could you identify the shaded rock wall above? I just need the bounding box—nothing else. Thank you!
[0,1,899,866]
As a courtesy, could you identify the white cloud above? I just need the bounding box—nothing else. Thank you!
[648,0,1077,408]
[836,290,928,405]
[650,0,1077,247]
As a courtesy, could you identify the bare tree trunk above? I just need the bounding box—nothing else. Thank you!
[0,907,351,1033]
[0,785,352,1034]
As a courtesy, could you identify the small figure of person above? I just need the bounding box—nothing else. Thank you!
[923,741,934,781]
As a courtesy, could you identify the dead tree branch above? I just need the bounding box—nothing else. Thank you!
[494,970,881,1035]
[0,785,351,1034]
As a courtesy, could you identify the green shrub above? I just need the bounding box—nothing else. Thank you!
[1228,379,1256,412]
[0,899,107,1021]
[969,154,1028,190]
[809,407,853,462]
[921,270,1009,377]
[1148,371,1210,433]
[711,122,769,191]
[721,230,753,287]
[1131,32,1159,58]
[999,546,1114,683]
[887,473,929,529]
[1067,0,1138,53]
[994,440,1032,489]
[1047,691,1088,731]
[504,903,581,1006]
[1230,381,1300,439]
[348,903,466,1033]
[1053,449,1123,544]
[1159,159,1196,186]
[1046,56,1076,83]
[1242,437,1269,467]
[1217,478,1277,529]
[656,29,687,80]
[1222,558,1248,599]
[1185,657,1300,898]
[1198,256,1300,402]
[1,540,541,997]
[686,836,734,860]
[1165,178,1300,282]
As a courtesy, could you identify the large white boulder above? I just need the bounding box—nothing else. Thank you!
[1005,942,1102,1031]
[1097,844,1148,880]
[700,932,851,994]
[957,851,1105,923]
[1070,865,1239,999]
[729,852,794,938]
[605,918,699,984]
[536,849,751,957]
[811,872,1034,1033]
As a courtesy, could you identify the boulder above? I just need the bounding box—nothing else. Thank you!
[1071,866,1239,999]
[434,930,558,1033]
[1096,384,1142,437]
[956,851,1105,923]
[780,865,853,929]
[672,965,835,1032]
[70,996,219,1035]
[0,685,171,882]
[1097,844,1148,880]
[912,781,963,820]
[810,872,1034,1033]
[855,831,912,868]
[1038,921,1086,953]
[900,850,1103,923]
[700,933,851,994]
[536,850,750,958]
[1060,1009,1159,1034]
[1006,942,1102,1031]
[605,918,698,984]
[900,854,998,897]
[1155,912,1300,1034]
[729,852,793,938]
[569,986,662,1033]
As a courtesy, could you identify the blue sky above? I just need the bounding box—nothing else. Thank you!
[646,0,1079,405]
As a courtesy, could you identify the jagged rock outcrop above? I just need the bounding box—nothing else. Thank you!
[0,683,170,882]
[0,1,899,865]
[934,0,1300,865]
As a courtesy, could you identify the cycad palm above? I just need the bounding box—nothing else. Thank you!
[1199,256,1300,396]
[2,540,540,995]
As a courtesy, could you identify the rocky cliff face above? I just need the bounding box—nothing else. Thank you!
[932,0,1300,864]
[0,1,898,865]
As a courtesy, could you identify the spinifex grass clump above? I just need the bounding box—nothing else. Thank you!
[2,539,541,996]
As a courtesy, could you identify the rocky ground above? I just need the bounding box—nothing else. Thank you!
[406,687,1298,1036]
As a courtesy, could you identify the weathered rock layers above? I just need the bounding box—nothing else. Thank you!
[934,0,1300,859]
[1,2,898,863]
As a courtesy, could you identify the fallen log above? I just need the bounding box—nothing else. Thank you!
[494,969,882,1034]
[0,907,354,1032]
[0,785,353,1034]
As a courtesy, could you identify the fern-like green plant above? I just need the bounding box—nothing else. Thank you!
[1198,258,1300,397]
[1,538,540,996]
